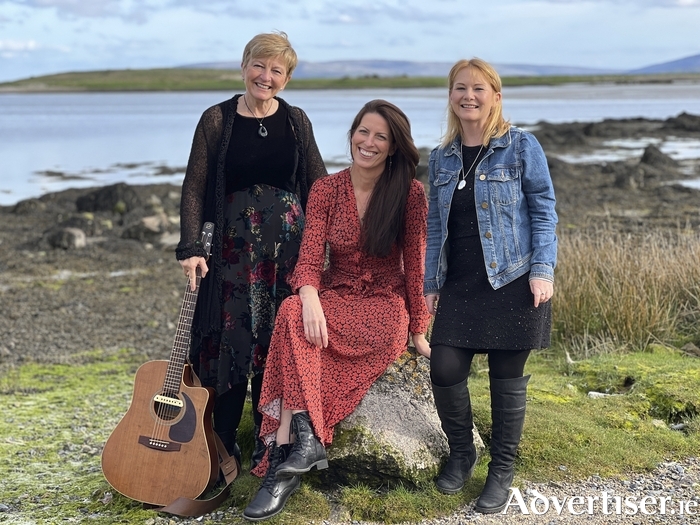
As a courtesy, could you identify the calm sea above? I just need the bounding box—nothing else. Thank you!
[2,82,700,206]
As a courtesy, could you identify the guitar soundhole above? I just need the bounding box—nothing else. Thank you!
[153,393,183,422]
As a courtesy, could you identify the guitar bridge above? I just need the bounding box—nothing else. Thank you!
[138,435,182,452]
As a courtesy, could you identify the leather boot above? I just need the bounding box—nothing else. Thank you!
[432,381,478,494]
[275,412,328,479]
[474,375,530,514]
[242,443,300,521]
[250,424,266,472]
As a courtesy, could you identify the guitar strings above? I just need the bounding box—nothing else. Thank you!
[150,273,201,444]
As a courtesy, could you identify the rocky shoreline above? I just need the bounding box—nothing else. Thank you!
[2,113,699,369]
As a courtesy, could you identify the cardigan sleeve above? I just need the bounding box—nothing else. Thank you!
[403,180,431,334]
[176,105,223,260]
[289,177,332,292]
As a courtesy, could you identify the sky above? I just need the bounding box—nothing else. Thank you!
[0,0,699,83]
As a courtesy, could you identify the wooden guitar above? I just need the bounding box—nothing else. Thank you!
[102,222,224,508]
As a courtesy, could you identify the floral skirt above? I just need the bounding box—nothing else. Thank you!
[195,185,305,392]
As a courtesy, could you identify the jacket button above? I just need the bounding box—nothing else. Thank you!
[479,174,486,181]
[485,231,492,239]
[490,262,497,268]
[481,202,488,209]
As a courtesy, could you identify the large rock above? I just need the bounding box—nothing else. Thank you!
[315,349,484,488]
[76,182,141,214]
[662,112,700,133]
[42,227,87,250]
[639,144,679,170]
[121,213,172,243]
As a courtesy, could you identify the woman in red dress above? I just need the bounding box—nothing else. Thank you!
[243,99,432,521]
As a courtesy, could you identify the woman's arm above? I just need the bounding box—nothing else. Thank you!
[519,131,558,283]
[403,180,431,337]
[176,106,221,261]
[290,177,335,347]
[289,178,332,294]
[423,148,443,295]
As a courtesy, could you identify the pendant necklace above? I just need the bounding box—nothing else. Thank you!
[457,144,483,190]
[243,95,271,138]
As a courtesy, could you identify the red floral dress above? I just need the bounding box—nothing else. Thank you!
[253,168,430,476]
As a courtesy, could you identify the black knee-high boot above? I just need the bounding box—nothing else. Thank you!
[250,424,266,472]
[242,443,300,521]
[432,381,478,494]
[275,412,328,479]
[474,375,530,514]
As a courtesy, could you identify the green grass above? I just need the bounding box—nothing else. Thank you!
[2,68,700,92]
[1,346,698,524]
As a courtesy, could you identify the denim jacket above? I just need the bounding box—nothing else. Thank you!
[424,126,557,293]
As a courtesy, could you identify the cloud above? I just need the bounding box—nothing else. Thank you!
[0,39,38,52]
[536,0,699,6]
[2,0,157,22]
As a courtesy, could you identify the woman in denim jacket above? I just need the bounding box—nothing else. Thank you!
[424,58,557,513]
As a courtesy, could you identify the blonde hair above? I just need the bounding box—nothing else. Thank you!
[441,58,510,148]
[241,31,298,78]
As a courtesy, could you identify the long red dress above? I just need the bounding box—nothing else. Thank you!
[253,168,431,475]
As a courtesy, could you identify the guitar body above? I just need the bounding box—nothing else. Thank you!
[102,361,218,507]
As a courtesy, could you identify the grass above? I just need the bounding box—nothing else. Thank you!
[1,68,700,92]
[1,345,698,524]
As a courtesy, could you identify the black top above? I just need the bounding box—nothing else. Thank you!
[225,104,296,195]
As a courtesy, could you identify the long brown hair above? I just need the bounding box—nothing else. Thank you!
[441,58,510,147]
[349,100,420,257]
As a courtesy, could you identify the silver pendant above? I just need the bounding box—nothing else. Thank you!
[258,125,268,138]
[457,180,466,190]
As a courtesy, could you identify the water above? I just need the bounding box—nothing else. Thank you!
[2,81,700,206]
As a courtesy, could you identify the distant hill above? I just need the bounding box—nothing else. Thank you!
[628,53,700,74]
[179,59,618,78]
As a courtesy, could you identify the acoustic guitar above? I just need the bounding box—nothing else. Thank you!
[102,222,224,508]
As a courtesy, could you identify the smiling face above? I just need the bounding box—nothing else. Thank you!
[449,67,502,130]
[241,55,290,103]
[350,112,395,176]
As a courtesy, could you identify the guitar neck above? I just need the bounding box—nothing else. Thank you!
[163,273,202,394]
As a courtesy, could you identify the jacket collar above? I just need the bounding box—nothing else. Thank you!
[444,127,513,157]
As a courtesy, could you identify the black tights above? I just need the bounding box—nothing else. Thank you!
[213,373,263,434]
[430,345,531,387]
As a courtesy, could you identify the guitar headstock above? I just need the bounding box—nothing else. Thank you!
[197,222,214,260]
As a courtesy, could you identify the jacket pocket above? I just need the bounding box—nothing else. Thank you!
[486,167,520,205]
[433,169,455,187]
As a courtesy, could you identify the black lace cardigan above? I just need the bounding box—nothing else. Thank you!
[175,94,327,344]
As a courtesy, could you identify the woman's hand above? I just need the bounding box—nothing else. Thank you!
[299,285,328,348]
[530,278,553,308]
[425,294,439,315]
[179,256,209,291]
[412,333,431,359]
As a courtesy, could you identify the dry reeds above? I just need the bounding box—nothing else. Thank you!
[553,227,700,357]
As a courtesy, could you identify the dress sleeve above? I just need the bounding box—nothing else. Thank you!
[289,178,333,292]
[176,106,222,260]
[403,180,431,334]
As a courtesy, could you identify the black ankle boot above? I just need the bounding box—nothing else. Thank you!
[432,381,478,494]
[275,412,328,479]
[250,424,266,472]
[474,375,530,514]
[242,443,300,521]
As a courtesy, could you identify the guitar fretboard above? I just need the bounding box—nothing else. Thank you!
[163,275,201,395]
